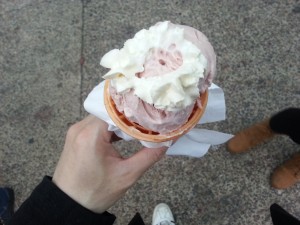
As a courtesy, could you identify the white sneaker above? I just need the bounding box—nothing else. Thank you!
[152,203,175,225]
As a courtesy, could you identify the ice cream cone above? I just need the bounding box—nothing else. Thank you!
[104,80,208,142]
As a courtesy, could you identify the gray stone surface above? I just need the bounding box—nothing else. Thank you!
[0,0,82,205]
[1,0,300,224]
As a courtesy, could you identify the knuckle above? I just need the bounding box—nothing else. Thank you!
[74,127,92,145]
[66,123,93,147]
[66,123,79,139]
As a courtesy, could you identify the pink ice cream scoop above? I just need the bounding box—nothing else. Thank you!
[108,22,216,134]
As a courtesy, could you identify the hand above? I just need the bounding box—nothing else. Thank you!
[52,115,167,213]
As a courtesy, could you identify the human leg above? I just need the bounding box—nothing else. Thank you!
[227,108,300,188]
[128,213,145,225]
[270,203,300,225]
[269,108,300,189]
[269,108,300,144]
[227,119,275,153]
[227,107,300,153]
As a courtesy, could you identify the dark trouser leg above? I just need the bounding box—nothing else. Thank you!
[270,108,300,144]
[270,203,300,225]
[128,213,145,225]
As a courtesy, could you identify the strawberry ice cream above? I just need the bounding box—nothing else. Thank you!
[101,21,216,134]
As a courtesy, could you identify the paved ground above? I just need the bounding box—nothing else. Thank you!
[1,0,300,224]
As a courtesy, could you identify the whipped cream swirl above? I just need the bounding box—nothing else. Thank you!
[100,21,207,111]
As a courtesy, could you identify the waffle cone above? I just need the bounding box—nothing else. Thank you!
[104,80,208,142]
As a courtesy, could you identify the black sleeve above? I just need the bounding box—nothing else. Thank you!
[8,176,116,225]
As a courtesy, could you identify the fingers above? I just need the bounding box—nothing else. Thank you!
[73,115,166,175]
[82,116,124,143]
[81,115,115,142]
[82,116,123,143]
[125,146,168,178]
[68,115,101,136]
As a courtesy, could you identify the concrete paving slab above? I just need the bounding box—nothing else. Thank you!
[0,0,82,205]
[0,0,299,224]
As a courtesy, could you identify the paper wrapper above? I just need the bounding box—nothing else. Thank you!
[84,81,233,157]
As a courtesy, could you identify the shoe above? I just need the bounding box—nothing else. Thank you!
[152,203,175,225]
[271,153,300,189]
[227,119,275,153]
[0,187,14,224]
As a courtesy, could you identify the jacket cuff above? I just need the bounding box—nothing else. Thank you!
[11,176,116,225]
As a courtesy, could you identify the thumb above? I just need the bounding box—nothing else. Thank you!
[126,146,168,178]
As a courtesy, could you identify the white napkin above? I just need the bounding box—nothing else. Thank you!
[83,81,233,157]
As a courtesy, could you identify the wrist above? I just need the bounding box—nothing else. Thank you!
[52,174,112,214]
